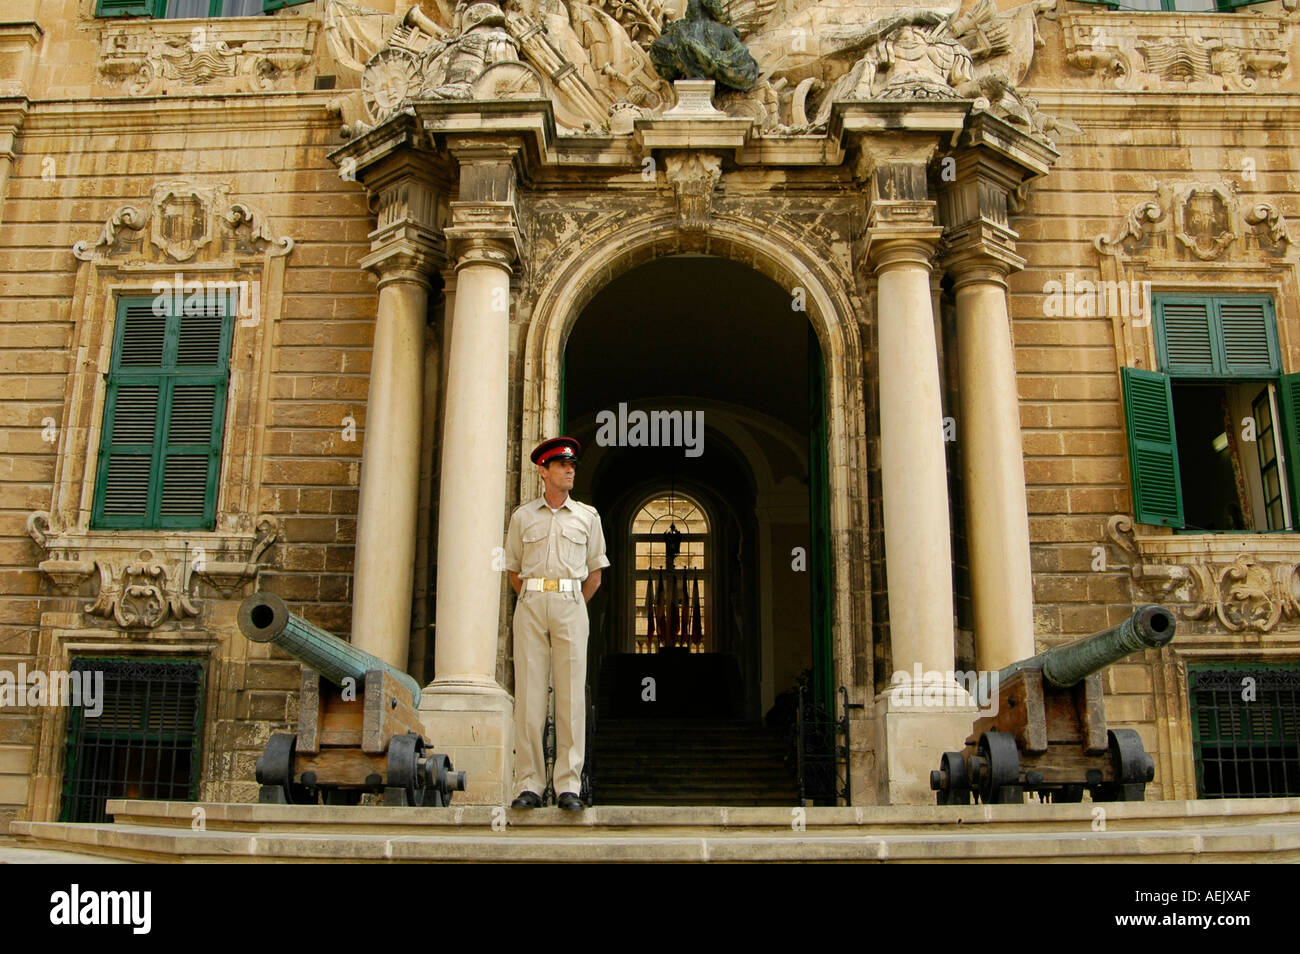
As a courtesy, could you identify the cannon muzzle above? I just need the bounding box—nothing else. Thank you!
[237,593,422,707]
[1005,603,1175,689]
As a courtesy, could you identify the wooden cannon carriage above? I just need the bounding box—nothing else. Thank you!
[238,593,466,807]
[930,604,1176,804]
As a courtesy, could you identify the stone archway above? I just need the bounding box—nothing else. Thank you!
[516,217,876,787]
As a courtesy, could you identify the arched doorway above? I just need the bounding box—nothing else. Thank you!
[556,255,820,803]
[517,220,875,804]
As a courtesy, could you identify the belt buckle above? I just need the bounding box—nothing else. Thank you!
[544,579,559,592]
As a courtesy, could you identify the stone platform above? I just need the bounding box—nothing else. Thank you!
[6,797,1300,863]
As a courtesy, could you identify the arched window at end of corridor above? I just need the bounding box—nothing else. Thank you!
[630,492,710,654]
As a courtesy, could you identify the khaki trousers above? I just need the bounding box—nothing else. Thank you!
[512,588,588,797]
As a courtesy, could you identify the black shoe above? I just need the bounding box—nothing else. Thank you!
[511,791,542,809]
[557,792,585,812]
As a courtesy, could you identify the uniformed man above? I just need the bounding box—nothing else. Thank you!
[505,436,609,811]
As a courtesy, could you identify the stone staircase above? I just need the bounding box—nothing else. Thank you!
[589,718,799,806]
[6,797,1299,863]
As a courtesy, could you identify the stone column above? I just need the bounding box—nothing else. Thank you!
[950,260,1036,671]
[937,120,1057,673]
[867,162,977,805]
[417,140,523,805]
[353,173,444,669]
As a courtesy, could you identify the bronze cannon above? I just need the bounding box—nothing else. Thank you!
[930,604,1176,804]
[238,592,466,807]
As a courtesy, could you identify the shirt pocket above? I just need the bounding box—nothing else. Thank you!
[559,525,588,572]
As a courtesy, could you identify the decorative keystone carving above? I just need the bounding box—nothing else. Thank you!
[1106,514,1300,633]
[27,511,279,631]
[98,17,318,96]
[73,180,293,264]
[664,152,722,230]
[1063,13,1291,92]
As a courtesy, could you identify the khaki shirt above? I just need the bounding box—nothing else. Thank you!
[505,495,610,581]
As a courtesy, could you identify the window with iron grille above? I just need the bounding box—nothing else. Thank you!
[1188,665,1300,798]
[92,295,232,530]
[59,658,206,824]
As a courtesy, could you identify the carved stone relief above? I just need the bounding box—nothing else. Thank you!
[73,180,294,265]
[1106,515,1300,634]
[1094,181,1294,264]
[1063,13,1292,92]
[98,17,319,96]
[330,0,1059,140]
[27,512,279,631]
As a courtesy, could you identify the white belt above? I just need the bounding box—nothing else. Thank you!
[524,577,576,592]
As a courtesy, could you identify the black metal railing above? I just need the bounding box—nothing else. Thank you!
[542,686,597,806]
[795,685,859,806]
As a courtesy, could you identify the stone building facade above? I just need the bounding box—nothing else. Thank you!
[1,0,1298,829]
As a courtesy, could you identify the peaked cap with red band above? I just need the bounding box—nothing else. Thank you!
[531,436,582,466]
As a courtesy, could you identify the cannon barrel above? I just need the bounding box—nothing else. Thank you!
[1004,604,1175,689]
[237,593,422,707]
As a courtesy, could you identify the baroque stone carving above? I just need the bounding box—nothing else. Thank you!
[353,1,667,134]
[664,152,723,230]
[811,0,1065,142]
[1063,13,1292,92]
[1106,515,1300,633]
[333,0,1058,139]
[1093,182,1293,265]
[74,180,293,264]
[98,17,318,96]
[27,511,280,631]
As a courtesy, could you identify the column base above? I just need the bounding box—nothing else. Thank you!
[873,681,979,806]
[418,681,513,805]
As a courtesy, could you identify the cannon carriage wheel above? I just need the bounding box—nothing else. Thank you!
[385,732,430,807]
[972,732,1023,804]
[1090,729,1155,802]
[931,751,971,805]
[256,732,318,805]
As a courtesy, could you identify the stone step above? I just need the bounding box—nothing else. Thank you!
[11,797,1300,863]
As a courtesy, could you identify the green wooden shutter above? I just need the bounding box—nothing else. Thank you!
[1219,297,1278,376]
[1156,298,1215,376]
[263,0,314,10]
[1156,295,1279,378]
[1277,373,1300,529]
[95,0,160,15]
[1121,366,1184,528]
[93,296,230,530]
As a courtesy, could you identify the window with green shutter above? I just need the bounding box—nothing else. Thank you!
[1122,294,1297,532]
[92,294,232,531]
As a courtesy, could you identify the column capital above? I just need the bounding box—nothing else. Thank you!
[942,238,1025,288]
[359,235,442,291]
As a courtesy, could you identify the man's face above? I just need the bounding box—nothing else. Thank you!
[540,459,576,495]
